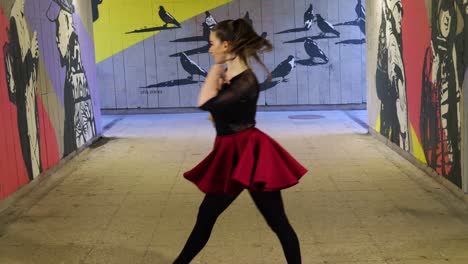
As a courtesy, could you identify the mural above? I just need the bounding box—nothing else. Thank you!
[205,11,218,30]
[91,0,103,22]
[260,55,296,93]
[420,0,466,187]
[46,0,97,157]
[140,52,207,90]
[375,0,409,151]
[271,55,296,82]
[0,0,101,200]
[126,5,182,34]
[369,0,467,188]
[3,0,41,181]
[316,14,340,37]
[95,0,367,109]
[304,4,315,30]
[92,0,232,63]
[334,0,366,44]
[290,37,329,66]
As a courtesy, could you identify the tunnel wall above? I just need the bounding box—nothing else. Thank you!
[366,0,467,191]
[0,0,102,200]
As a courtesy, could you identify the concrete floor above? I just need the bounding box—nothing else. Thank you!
[1,110,468,264]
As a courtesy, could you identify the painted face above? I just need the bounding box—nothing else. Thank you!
[208,31,230,64]
[56,10,73,59]
[439,9,452,38]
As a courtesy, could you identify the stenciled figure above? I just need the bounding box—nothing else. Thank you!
[46,0,96,157]
[375,0,409,151]
[420,0,465,187]
[3,0,41,180]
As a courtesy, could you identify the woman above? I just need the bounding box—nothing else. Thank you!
[175,19,308,264]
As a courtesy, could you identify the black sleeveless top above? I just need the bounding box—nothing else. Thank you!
[199,69,259,135]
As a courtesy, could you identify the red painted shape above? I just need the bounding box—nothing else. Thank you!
[401,0,432,139]
[0,7,60,200]
[0,7,29,200]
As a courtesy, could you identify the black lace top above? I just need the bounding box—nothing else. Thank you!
[199,69,259,135]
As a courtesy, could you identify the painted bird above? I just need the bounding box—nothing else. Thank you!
[304,38,328,62]
[357,17,365,35]
[244,11,253,26]
[180,53,207,79]
[271,55,295,82]
[355,0,365,20]
[202,22,211,41]
[205,11,217,29]
[304,4,315,29]
[159,6,181,28]
[316,14,340,37]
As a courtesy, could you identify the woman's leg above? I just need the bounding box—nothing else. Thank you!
[249,191,301,264]
[173,192,240,264]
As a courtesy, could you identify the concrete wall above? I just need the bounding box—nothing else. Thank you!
[94,0,367,109]
[367,0,467,191]
[0,0,102,200]
[464,62,468,192]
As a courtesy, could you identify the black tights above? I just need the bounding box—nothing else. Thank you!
[173,191,301,264]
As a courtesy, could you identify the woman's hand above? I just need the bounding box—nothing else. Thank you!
[209,64,226,91]
[198,64,225,106]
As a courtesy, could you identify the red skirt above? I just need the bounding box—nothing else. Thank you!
[183,127,308,194]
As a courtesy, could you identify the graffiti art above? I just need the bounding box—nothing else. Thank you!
[375,0,409,151]
[420,0,466,187]
[3,0,41,180]
[47,0,97,157]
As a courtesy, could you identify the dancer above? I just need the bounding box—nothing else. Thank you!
[175,19,308,264]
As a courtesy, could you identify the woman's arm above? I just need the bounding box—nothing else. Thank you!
[197,64,225,107]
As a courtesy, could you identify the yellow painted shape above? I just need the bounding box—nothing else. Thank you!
[410,125,427,164]
[376,113,381,133]
[376,114,427,164]
[93,0,232,63]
